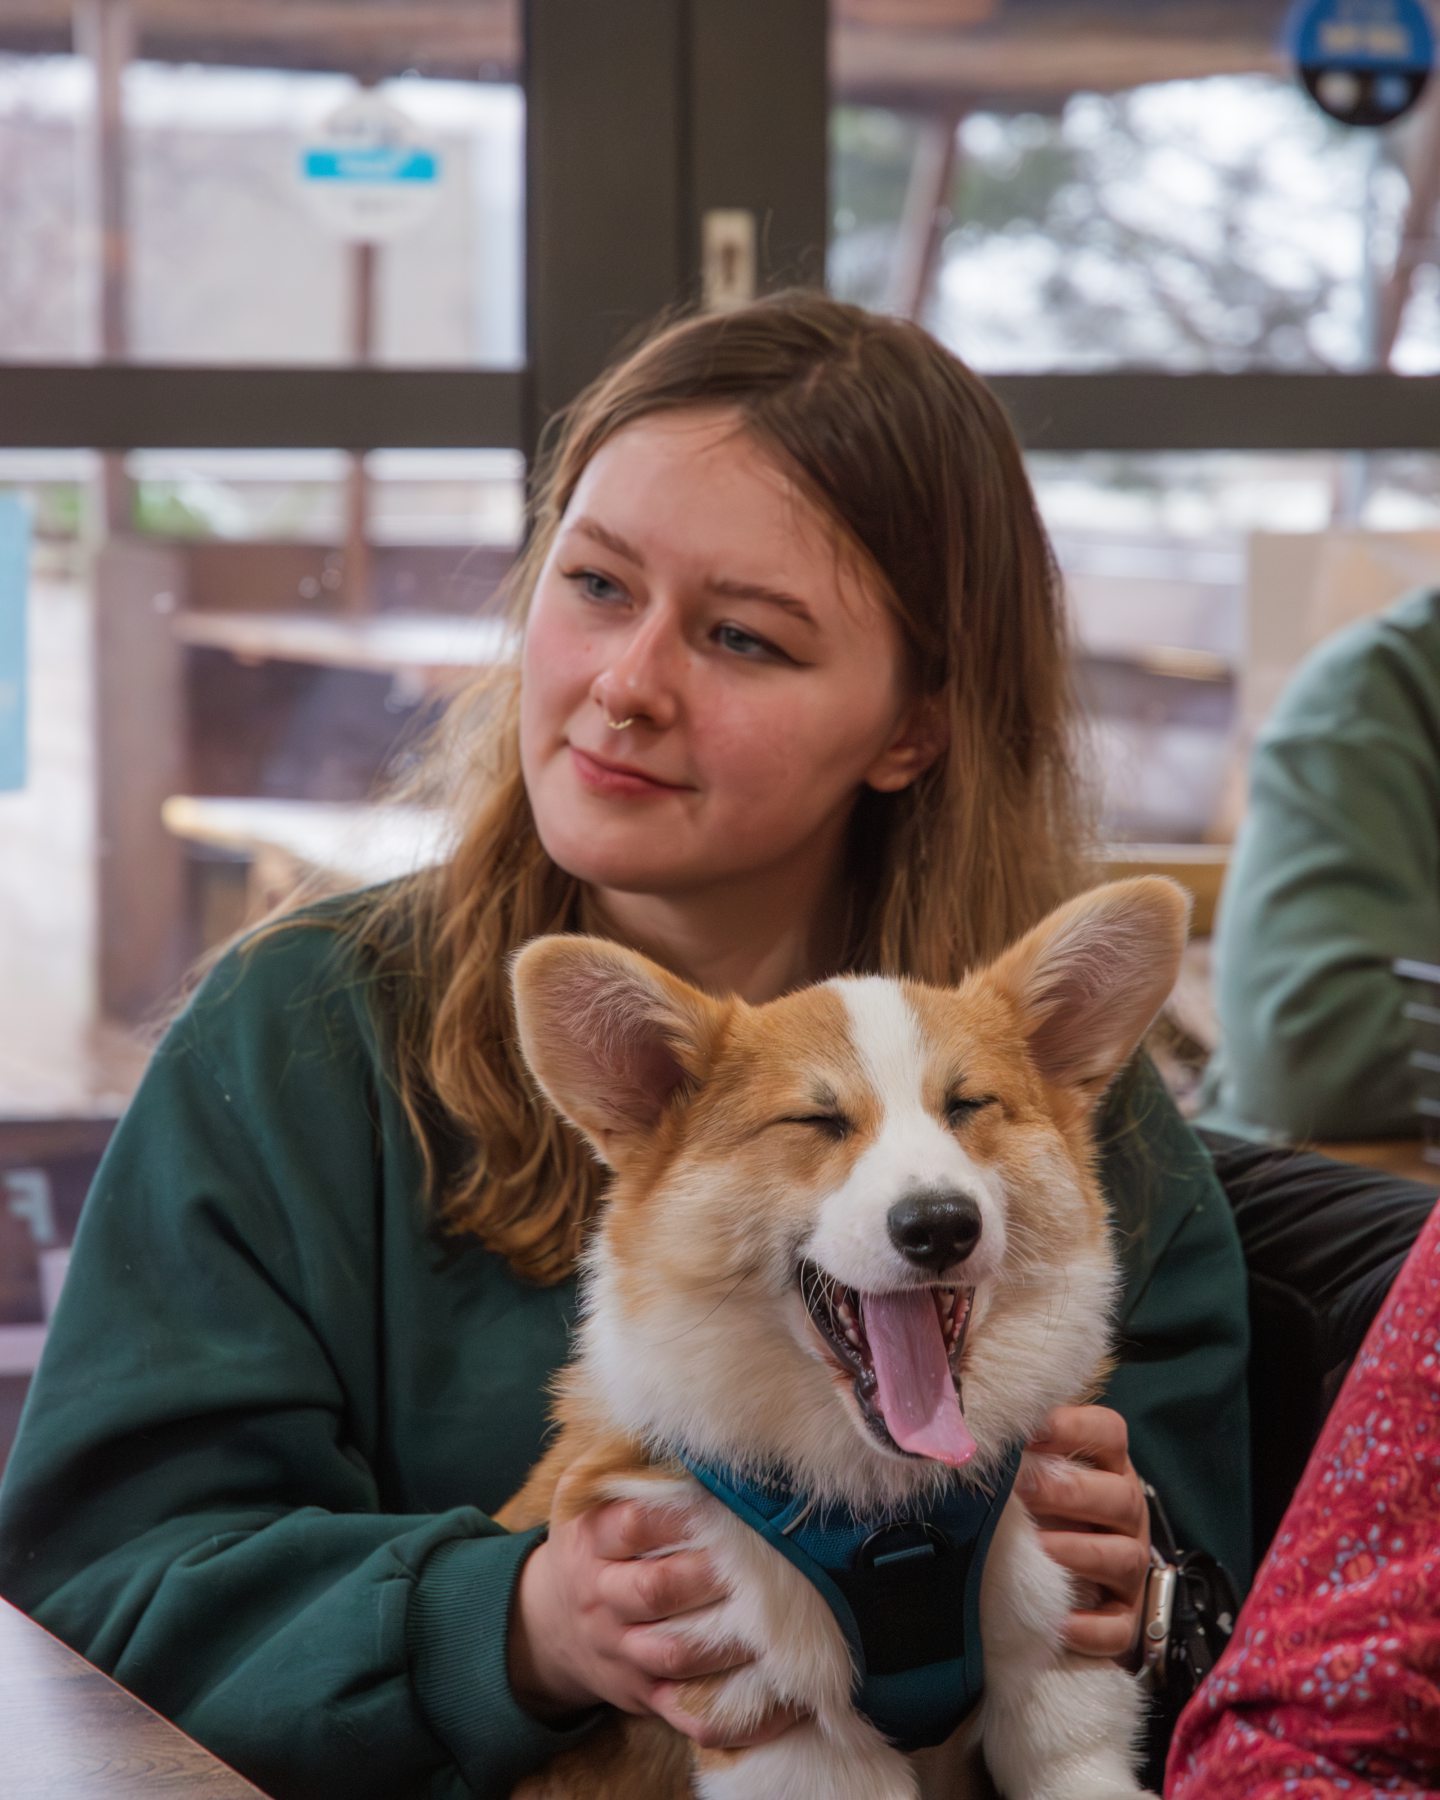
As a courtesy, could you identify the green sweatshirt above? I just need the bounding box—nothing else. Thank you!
[0,907,1250,1799]
[1201,587,1440,1142]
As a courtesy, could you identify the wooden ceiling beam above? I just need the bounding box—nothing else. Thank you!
[833,27,1284,106]
[131,2,517,79]
[0,3,1295,101]
[837,0,1000,24]
[0,0,519,78]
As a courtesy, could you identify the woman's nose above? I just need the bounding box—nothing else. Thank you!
[592,614,682,730]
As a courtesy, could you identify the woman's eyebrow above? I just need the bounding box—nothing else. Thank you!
[704,575,818,628]
[568,516,818,628]
[568,516,646,566]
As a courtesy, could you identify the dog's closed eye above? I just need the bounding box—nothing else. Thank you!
[777,1111,853,1142]
[944,1092,996,1129]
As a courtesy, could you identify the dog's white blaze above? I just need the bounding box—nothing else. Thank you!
[832,975,927,1110]
[805,978,1007,1293]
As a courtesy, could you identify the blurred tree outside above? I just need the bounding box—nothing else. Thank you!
[832,74,1440,375]
[830,70,1440,842]
[0,57,88,358]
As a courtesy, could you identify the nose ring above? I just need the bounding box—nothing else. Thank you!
[605,715,637,731]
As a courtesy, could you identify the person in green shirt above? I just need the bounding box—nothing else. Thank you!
[1202,586,1440,1144]
[0,294,1250,1799]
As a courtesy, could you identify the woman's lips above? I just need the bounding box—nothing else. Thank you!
[569,745,691,798]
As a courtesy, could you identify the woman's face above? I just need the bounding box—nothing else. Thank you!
[519,408,936,903]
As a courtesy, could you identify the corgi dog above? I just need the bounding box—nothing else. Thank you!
[498,876,1188,1800]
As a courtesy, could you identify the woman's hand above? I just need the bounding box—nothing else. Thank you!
[508,1473,805,1748]
[1021,1404,1150,1663]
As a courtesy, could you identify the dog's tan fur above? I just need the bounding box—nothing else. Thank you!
[502,879,1188,1800]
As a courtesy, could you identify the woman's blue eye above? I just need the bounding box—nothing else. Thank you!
[715,623,775,658]
[574,570,623,603]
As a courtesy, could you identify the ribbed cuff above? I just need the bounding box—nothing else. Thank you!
[408,1527,602,1795]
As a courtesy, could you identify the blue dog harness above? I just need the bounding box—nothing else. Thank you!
[680,1446,1022,1751]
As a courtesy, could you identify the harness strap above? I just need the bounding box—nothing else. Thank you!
[680,1446,1022,1750]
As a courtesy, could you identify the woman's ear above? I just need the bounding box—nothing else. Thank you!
[510,936,728,1168]
[985,877,1190,1104]
[864,692,950,794]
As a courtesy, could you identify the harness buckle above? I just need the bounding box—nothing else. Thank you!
[856,1518,949,1570]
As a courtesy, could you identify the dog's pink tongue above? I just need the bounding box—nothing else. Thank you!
[861,1289,976,1467]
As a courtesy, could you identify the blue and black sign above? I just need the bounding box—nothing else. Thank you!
[1286,0,1435,127]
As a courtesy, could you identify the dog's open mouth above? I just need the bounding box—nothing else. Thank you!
[799,1262,977,1467]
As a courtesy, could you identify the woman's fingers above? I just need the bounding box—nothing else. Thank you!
[1028,1403,1131,1475]
[622,1624,755,1684]
[1035,1527,1150,1603]
[1021,1455,1147,1537]
[1060,1598,1146,1660]
[1021,1406,1152,1666]
[583,1492,726,1623]
[1038,1520,1149,1662]
[598,1547,728,1624]
[588,1496,692,1561]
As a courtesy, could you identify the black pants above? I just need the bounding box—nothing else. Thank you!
[1136,1134,1435,1787]
[1200,1130,1438,1563]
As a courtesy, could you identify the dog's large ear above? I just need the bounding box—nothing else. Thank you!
[511,935,727,1167]
[986,876,1189,1104]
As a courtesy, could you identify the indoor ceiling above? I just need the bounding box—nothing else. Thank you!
[0,1,1300,107]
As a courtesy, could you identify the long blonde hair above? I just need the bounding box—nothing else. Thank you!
[337,292,1093,1285]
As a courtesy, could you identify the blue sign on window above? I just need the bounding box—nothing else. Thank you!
[0,495,27,792]
[1286,0,1435,125]
[300,148,440,184]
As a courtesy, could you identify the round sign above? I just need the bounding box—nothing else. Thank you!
[1287,0,1435,126]
[298,93,443,243]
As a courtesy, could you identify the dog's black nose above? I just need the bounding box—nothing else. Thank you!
[887,1189,982,1273]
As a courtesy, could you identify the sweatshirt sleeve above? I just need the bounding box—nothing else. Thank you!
[1204,603,1440,1142]
[0,938,596,1799]
[1098,1061,1253,1591]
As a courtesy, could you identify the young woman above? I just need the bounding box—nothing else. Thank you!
[0,294,1250,1799]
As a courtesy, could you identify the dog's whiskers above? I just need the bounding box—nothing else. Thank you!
[801,1262,831,1319]
[801,1263,829,1324]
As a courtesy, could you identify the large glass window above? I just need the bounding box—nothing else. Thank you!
[125,64,523,368]
[0,0,526,1171]
[0,454,138,1117]
[1033,450,1440,842]
[0,54,88,360]
[0,444,520,1125]
[831,4,1440,374]
[0,4,524,366]
[830,2,1440,861]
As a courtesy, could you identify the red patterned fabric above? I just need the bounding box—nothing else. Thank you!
[1167,1199,1440,1799]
